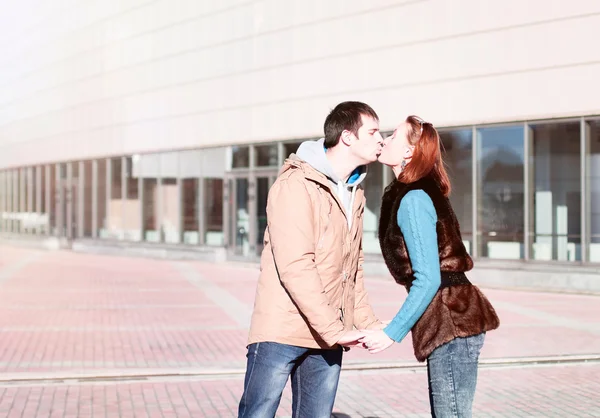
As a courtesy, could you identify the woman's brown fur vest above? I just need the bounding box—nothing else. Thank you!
[379,176,500,362]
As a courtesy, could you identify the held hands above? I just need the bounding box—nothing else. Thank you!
[337,330,366,348]
[359,329,395,354]
[337,321,396,354]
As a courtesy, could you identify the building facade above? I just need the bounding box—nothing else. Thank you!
[1,1,599,289]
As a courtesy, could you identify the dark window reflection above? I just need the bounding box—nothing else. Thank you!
[477,126,524,259]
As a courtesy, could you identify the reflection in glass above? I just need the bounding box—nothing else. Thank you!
[96,160,108,238]
[5,171,10,232]
[82,161,93,237]
[205,178,224,246]
[256,177,270,253]
[255,145,278,167]
[1,171,9,232]
[70,162,79,238]
[233,178,249,255]
[56,163,67,237]
[590,121,600,262]
[363,162,383,253]
[9,170,13,232]
[21,168,28,234]
[13,170,21,233]
[105,158,124,240]
[178,150,201,245]
[125,157,142,241]
[182,178,199,244]
[143,178,159,242]
[29,167,36,235]
[160,152,180,244]
[532,122,581,261]
[232,146,250,168]
[161,178,179,244]
[283,141,303,160]
[40,166,48,235]
[48,166,57,236]
[441,129,473,253]
[140,154,160,243]
[477,126,524,259]
[0,172,5,232]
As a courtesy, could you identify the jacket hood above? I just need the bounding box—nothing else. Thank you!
[293,138,367,187]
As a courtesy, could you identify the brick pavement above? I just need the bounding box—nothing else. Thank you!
[0,246,599,417]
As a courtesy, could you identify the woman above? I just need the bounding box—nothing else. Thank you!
[360,115,500,417]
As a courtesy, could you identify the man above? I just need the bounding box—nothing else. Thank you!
[238,101,384,418]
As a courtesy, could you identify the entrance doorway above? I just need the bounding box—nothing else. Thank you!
[225,172,277,257]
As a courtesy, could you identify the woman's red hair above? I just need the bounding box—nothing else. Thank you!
[397,115,451,197]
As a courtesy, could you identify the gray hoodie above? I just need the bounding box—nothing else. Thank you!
[295,138,367,229]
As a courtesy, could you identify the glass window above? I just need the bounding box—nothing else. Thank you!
[204,178,224,246]
[531,122,581,261]
[56,163,67,237]
[17,169,26,234]
[82,161,93,237]
[589,120,600,262]
[363,162,383,253]
[20,168,27,234]
[160,152,180,244]
[4,171,10,232]
[28,167,36,235]
[48,166,56,236]
[283,141,303,159]
[8,170,16,233]
[97,160,108,239]
[178,150,201,245]
[232,178,250,255]
[232,146,250,168]
[69,162,78,238]
[161,176,179,244]
[125,156,142,241]
[40,166,48,235]
[255,144,278,167]
[181,177,199,244]
[256,176,271,253]
[0,172,5,232]
[105,158,124,240]
[477,126,524,259]
[13,169,21,233]
[441,129,473,253]
[140,154,160,243]
[6,171,12,232]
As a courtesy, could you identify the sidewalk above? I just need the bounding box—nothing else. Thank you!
[0,246,599,417]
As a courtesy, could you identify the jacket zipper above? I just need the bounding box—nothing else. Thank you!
[341,199,364,324]
[312,178,361,326]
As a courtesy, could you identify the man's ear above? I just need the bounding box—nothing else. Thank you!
[340,130,353,146]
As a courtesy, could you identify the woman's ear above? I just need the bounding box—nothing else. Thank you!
[405,144,415,159]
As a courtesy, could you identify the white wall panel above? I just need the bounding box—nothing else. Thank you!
[0,0,599,167]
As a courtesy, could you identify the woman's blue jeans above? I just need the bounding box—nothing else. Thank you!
[427,333,486,418]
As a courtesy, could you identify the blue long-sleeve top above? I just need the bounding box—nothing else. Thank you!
[383,189,442,342]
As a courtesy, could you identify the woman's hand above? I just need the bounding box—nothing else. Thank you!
[359,330,395,354]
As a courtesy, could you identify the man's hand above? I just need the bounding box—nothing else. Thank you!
[337,330,366,348]
[359,329,395,354]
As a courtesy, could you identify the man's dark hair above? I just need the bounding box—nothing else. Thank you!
[323,101,379,149]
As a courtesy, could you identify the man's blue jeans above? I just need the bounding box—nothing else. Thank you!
[427,333,486,418]
[238,342,343,418]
